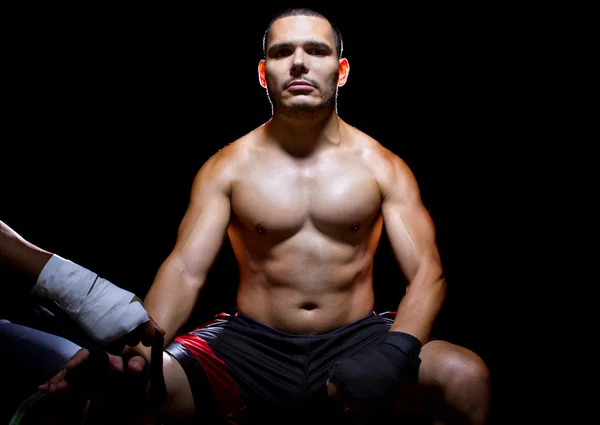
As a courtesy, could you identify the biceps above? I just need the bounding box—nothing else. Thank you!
[172,191,231,280]
[382,201,439,279]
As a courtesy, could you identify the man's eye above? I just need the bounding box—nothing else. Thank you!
[274,50,290,57]
[309,49,326,55]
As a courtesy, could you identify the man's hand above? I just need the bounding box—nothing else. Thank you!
[38,347,150,404]
[327,331,422,404]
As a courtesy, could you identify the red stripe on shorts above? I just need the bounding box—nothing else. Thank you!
[174,333,246,419]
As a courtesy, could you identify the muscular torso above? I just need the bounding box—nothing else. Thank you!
[226,122,387,334]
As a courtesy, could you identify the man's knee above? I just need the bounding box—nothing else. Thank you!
[417,341,491,424]
[447,350,490,394]
[420,341,490,392]
[457,353,490,391]
[327,341,491,423]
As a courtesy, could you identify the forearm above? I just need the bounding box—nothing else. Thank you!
[390,262,446,345]
[125,256,206,362]
[0,220,53,287]
[145,257,206,344]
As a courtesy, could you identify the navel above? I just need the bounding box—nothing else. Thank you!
[300,302,318,311]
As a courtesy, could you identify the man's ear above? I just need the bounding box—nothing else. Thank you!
[258,59,267,88]
[338,58,350,87]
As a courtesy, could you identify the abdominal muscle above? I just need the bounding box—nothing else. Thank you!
[234,230,377,335]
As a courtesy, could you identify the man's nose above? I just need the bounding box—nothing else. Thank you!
[291,49,308,74]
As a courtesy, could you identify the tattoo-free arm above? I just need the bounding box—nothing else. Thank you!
[379,154,446,344]
[127,150,235,362]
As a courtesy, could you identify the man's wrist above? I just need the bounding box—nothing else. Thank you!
[382,331,422,363]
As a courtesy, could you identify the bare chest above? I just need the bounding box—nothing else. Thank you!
[231,153,382,235]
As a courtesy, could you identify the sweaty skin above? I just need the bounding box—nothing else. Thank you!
[229,124,387,335]
[141,16,444,348]
[144,125,443,349]
[141,115,444,345]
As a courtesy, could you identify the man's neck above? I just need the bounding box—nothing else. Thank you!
[266,111,343,158]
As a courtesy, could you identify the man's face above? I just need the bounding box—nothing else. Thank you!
[260,15,345,117]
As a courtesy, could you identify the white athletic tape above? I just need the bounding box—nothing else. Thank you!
[31,254,150,344]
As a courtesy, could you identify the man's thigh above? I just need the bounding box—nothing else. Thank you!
[158,352,198,424]
[82,352,198,425]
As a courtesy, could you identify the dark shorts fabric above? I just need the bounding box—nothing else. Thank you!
[165,310,430,424]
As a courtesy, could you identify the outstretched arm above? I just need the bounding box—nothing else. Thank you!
[379,154,446,344]
[127,149,235,362]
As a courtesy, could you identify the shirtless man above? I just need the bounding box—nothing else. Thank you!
[43,8,491,425]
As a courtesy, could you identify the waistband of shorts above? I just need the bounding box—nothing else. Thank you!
[232,310,378,339]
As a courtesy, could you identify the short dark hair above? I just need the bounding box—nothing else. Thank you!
[262,8,343,59]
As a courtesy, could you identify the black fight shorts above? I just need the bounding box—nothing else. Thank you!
[165,311,405,424]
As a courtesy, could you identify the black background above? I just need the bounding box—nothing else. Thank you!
[4,2,594,424]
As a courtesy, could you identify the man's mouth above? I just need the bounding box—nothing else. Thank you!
[287,80,315,89]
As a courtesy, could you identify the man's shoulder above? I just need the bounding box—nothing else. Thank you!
[196,129,260,184]
[344,124,403,171]
[343,122,414,189]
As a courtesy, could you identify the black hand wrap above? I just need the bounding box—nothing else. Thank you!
[328,331,422,402]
